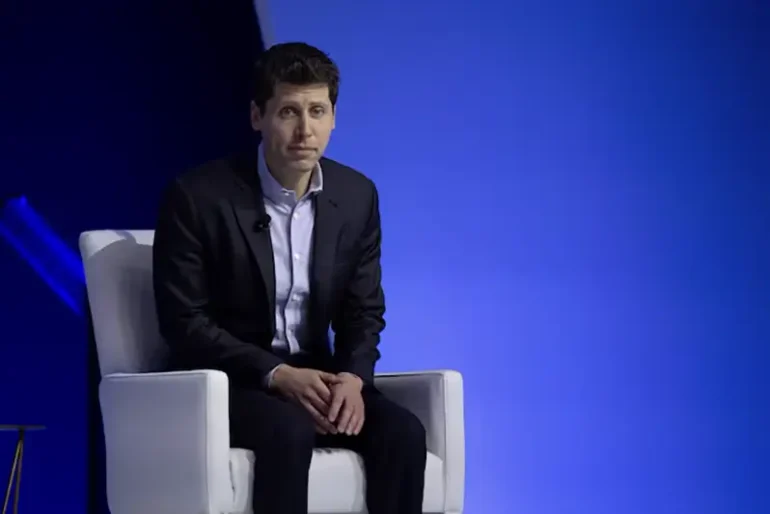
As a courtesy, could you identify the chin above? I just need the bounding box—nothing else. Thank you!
[286,157,319,173]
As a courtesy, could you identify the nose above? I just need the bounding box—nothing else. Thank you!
[296,113,312,138]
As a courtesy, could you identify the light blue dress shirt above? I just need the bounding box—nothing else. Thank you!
[257,146,323,360]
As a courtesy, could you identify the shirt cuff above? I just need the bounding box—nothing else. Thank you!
[264,365,280,389]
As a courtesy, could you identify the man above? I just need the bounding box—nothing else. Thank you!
[152,42,426,514]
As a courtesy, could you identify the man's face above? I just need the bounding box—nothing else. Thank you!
[251,82,335,174]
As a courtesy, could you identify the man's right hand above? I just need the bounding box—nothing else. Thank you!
[270,364,343,434]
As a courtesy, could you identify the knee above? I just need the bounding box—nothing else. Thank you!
[403,410,427,450]
[273,407,316,454]
[388,409,427,453]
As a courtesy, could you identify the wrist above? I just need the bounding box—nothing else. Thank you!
[270,364,293,388]
[338,372,363,390]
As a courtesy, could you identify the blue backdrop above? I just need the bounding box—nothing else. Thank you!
[1,1,768,513]
[266,2,769,512]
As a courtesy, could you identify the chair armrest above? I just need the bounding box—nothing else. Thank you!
[99,370,231,514]
[374,369,465,512]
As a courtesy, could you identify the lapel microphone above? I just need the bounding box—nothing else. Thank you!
[255,214,272,232]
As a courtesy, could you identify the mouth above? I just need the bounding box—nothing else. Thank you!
[288,147,316,153]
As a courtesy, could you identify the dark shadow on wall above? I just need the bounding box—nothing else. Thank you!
[86,303,107,514]
[0,1,266,513]
[1,0,265,238]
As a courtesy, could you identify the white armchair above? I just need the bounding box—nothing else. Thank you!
[80,229,465,514]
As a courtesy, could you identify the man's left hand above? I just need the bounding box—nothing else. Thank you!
[327,372,365,435]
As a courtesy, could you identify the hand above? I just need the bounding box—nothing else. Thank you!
[327,372,365,435]
[271,365,343,434]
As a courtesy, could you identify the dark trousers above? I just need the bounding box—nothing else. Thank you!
[229,382,427,514]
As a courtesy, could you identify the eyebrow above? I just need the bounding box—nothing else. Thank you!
[280,100,330,108]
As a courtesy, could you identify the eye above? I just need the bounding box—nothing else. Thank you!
[310,106,326,117]
[279,107,297,118]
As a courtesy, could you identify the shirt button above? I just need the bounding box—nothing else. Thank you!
[293,253,300,260]
[292,295,300,302]
[293,212,299,220]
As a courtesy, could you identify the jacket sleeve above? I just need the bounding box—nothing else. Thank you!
[152,178,283,386]
[331,182,386,384]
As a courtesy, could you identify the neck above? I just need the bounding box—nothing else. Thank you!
[264,155,313,198]
[270,167,312,198]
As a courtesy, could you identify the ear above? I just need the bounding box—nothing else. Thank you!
[331,106,336,130]
[250,101,263,132]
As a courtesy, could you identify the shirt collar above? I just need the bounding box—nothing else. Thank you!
[257,144,323,203]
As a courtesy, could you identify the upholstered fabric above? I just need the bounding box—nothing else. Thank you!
[81,230,165,376]
[229,447,446,513]
[81,230,465,514]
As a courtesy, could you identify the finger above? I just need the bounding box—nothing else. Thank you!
[311,378,333,404]
[353,413,365,435]
[327,388,345,423]
[320,371,343,384]
[299,397,324,421]
[336,401,354,433]
[300,398,337,434]
[344,404,362,435]
[305,389,332,418]
[343,412,357,436]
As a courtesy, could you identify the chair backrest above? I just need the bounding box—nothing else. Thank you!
[79,230,167,377]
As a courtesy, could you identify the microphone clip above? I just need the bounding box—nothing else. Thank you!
[255,215,271,232]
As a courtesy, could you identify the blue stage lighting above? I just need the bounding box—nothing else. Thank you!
[0,196,85,315]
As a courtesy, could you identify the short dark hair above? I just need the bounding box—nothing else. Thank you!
[252,42,340,113]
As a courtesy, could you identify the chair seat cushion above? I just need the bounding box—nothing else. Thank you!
[228,447,445,513]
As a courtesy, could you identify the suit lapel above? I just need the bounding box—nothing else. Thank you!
[311,189,342,325]
[230,153,277,333]
[233,206,276,321]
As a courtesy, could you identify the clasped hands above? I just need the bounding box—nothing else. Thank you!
[271,365,365,435]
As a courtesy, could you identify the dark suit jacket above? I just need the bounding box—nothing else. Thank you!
[152,151,385,387]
